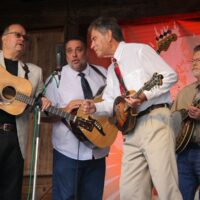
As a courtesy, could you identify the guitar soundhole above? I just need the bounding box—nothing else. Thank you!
[2,86,16,101]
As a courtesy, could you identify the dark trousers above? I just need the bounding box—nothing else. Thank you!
[0,130,24,200]
[53,149,106,200]
[177,143,200,200]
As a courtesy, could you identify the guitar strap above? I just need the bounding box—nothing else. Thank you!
[21,63,30,112]
[89,64,106,81]
[22,63,30,80]
[89,64,107,96]
[112,58,128,95]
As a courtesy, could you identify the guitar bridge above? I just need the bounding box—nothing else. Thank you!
[88,116,106,136]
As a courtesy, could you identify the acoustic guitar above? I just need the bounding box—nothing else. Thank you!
[72,97,118,149]
[113,72,163,134]
[0,65,117,148]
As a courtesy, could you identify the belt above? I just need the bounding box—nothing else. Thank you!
[0,123,17,132]
[137,103,170,118]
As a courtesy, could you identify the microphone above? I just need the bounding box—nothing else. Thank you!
[55,44,64,80]
[56,52,62,81]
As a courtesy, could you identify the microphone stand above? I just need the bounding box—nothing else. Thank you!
[31,70,60,200]
[31,105,41,200]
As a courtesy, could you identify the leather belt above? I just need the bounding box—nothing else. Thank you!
[0,123,17,132]
[137,103,170,118]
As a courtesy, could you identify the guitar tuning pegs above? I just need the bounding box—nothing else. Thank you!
[163,31,168,36]
[167,29,172,34]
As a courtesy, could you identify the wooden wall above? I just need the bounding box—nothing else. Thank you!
[22,28,64,199]
[22,28,65,79]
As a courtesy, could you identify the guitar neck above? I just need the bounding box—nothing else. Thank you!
[45,106,76,122]
[16,92,75,122]
[16,92,35,106]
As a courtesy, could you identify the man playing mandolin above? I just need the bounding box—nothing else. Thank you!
[82,17,182,200]
[171,45,200,200]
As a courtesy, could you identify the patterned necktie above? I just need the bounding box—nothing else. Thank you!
[112,58,127,95]
[78,72,93,99]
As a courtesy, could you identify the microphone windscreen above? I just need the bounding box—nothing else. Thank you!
[55,43,65,71]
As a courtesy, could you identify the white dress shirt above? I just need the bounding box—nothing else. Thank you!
[95,41,177,116]
[45,64,108,160]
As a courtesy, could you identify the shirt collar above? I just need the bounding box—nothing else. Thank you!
[113,41,126,62]
[71,63,90,78]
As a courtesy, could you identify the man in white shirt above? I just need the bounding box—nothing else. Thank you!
[45,36,108,200]
[82,17,183,200]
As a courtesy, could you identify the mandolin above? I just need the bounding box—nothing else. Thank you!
[113,72,163,134]
[175,95,200,153]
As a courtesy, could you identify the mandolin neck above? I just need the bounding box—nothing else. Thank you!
[131,88,143,99]
[45,106,75,122]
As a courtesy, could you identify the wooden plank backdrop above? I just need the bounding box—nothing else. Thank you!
[21,28,64,199]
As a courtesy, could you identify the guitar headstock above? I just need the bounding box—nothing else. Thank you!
[156,29,177,54]
[143,72,163,91]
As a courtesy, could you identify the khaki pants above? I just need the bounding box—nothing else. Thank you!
[120,107,183,200]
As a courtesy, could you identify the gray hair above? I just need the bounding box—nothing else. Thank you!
[88,17,124,42]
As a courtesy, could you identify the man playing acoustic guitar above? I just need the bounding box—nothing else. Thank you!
[45,36,108,200]
[172,44,200,200]
[82,17,182,200]
[0,24,51,200]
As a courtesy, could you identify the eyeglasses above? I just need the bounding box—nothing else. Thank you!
[189,58,200,63]
[3,32,29,41]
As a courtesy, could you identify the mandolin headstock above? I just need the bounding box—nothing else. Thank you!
[143,72,163,91]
